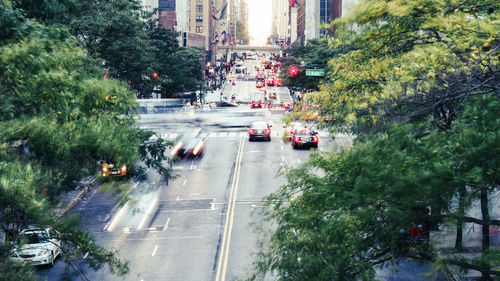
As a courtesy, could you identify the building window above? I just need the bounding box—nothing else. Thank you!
[196,16,203,22]
[320,0,330,23]
[196,26,203,33]
[196,5,203,12]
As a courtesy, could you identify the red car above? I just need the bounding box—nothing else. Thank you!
[249,121,272,141]
[250,100,265,108]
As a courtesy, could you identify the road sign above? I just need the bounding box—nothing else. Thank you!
[306,69,325,76]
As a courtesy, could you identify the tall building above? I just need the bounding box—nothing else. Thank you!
[295,0,342,46]
[158,0,176,30]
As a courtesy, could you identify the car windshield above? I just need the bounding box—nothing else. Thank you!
[297,129,311,135]
[19,231,50,244]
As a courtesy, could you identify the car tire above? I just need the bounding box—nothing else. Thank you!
[249,137,253,142]
[292,144,297,149]
[267,136,271,142]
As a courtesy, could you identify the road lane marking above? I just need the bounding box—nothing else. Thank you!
[183,179,188,186]
[152,245,158,256]
[281,145,283,151]
[137,189,161,230]
[83,252,89,259]
[215,137,245,281]
[228,132,237,137]
[163,218,171,231]
[282,156,285,162]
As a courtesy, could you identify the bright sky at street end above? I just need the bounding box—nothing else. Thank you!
[247,0,272,46]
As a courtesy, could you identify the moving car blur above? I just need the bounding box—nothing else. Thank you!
[101,162,128,177]
[170,128,206,158]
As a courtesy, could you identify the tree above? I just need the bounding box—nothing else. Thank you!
[236,19,249,45]
[0,2,172,278]
[280,38,344,90]
[147,24,204,97]
[313,0,499,136]
[253,0,500,279]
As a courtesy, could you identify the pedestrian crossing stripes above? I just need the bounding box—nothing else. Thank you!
[160,131,330,140]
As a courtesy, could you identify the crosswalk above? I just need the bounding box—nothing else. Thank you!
[160,131,330,140]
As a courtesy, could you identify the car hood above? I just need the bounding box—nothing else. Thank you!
[16,243,51,254]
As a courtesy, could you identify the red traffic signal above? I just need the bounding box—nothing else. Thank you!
[288,65,299,77]
[152,72,158,78]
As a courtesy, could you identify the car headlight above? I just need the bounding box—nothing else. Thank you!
[102,167,108,172]
[121,165,127,172]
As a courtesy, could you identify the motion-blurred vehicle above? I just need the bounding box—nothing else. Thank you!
[248,121,272,141]
[9,227,62,266]
[101,162,127,177]
[264,61,273,69]
[268,91,277,99]
[170,128,206,158]
[291,128,318,149]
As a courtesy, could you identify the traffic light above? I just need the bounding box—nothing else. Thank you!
[152,72,158,79]
[288,65,299,77]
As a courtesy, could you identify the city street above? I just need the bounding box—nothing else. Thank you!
[39,60,348,280]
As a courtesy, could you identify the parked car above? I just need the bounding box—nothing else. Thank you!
[9,227,63,266]
[249,121,272,141]
[170,128,206,158]
[291,128,318,149]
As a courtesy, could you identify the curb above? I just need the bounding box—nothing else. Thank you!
[56,179,96,220]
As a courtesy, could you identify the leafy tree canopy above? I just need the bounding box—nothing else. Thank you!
[313,0,499,136]
[0,2,172,278]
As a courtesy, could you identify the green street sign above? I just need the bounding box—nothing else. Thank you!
[306,69,325,76]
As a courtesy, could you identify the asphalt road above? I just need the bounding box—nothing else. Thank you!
[39,64,347,280]
[39,59,441,281]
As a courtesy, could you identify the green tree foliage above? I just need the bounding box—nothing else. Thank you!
[280,38,344,90]
[148,25,204,97]
[255,0,500,280]
[256,96,499,280]
[316,0,499,136]
[236,19,249,45]
[0,2,172,278]
[11,0,204,98]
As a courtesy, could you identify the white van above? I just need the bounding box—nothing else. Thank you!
[234,66,247,79]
